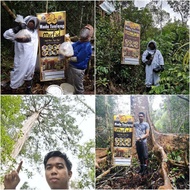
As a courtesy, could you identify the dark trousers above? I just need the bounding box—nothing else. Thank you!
[136,140,148,165]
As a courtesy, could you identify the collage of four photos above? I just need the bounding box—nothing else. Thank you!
[1,0,189,190]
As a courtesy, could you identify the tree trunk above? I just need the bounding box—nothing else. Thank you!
[96,96,189,189]
[146,113,172,189]
[132,96,189,189]
[166,96,172,132]
[11,112,40,159]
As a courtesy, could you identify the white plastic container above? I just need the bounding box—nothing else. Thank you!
[46,85,63,97]
[60,83,74,94]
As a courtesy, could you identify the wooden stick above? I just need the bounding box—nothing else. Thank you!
[1,1,16,19]
[46,0,48,13]
[96,166,116,182]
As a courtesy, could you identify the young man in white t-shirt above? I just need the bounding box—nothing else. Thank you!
[134,112,150,175]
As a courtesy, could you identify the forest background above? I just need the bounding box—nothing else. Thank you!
[96,0,189,94]
[96,95,189,189]
[1,95,95,190]
[1,1,95,94]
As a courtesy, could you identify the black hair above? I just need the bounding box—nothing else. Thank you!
[29,20,35,24]
[44,151,72,171]
[139,112,145,117]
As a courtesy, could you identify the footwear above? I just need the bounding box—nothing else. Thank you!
[138,165,144,174]
[25,80,33,94]
[142,165,148,175]
[142,159,149,175]
[146,86,152,93]
[26,87,32,94]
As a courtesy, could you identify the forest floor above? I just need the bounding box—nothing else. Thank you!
[1,60,94,95]
[96,166,164,189]
[96,152,189,189]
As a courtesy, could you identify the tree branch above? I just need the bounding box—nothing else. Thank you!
[177,95,189,102]
[75,95,95,113]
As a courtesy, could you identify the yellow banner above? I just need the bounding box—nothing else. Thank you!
[121,20,141,65]
[113,115,134,166]
[114,127,133,133]
[114,115,134,123]
[37,11,66,81]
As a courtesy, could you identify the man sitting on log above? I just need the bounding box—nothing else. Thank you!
[134,112,150,175]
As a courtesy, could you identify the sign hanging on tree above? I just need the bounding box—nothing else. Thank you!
[37,11,66,81]
[113,115,134,166]
[121,20,140,65]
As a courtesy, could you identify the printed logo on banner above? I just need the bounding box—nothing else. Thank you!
[113,115,134,166]
[37,11,66,81]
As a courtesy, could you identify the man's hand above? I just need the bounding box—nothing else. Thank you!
[137,137,141,141]
[12,23,26,34]
[4,161,23,189]
[145,59,152,66]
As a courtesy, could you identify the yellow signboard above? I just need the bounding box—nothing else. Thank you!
[121,21,140,65]
[113,115,134,166]
[37,11,66,81]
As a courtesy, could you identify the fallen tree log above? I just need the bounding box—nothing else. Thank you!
[153,130,189,152]
[168,159,188,167]
[96,148,108,159]
[96,166,116,182]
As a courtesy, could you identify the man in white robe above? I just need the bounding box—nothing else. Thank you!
[3,15,39,94]
[142,40,164,92]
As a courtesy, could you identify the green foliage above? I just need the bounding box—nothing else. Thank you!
[168,151,189,189]
[1,96,25,164]
[71,140,95,189]
[167,0,189,24]
[2,1,94,36]
[168,150,183,162]
[1,95,95,188]
[151,63,189,94]
[151,96,189,133]
[96,16,123,93]
[1,127,15,163]
[20,182,36,190]
[150,22,189,94]
[96,2,189,94]
[96,96,117,148]
[1,96,24,121]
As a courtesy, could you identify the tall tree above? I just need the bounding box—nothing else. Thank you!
[71,139,95,189]
[167,0,190,24]
[1,96,25,163]
[146,0,171,31]
[96,96,116,148]
[1,95,95,188]
[150,96,189,133]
